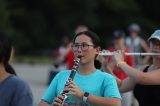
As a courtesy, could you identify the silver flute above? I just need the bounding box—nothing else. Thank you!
[60,56,80,106]
[99,51,160,56]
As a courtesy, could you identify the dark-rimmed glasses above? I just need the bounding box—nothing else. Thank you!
[72,43,94,51]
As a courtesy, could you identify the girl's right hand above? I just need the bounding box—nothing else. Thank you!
[53,95,68,106]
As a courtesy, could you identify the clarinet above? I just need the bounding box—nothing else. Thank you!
[60,56,81,106]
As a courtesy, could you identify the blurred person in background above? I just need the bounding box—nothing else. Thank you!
[103,29,160,106]
[126,23,150,67]
[74,25,89,34]
[48,36,74,85]
[53,36,74,70]
[104,30,134,106]
[0,31,33,106]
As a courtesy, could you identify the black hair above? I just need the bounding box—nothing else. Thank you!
[72,31,100,47]
[113,30,125,40]
[72,31,102,69]
[0,31,16,75]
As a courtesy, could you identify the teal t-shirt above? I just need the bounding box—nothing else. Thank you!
[42,69,121,106]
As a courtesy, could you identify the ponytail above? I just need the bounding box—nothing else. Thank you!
[5,63,17,75]
[0,30,16,75]
[94,59,102,69]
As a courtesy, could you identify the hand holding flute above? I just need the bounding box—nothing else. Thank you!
[99,50,160,56]
[99,50,123,73]
[112,50,126,67]
[99,49,160,67]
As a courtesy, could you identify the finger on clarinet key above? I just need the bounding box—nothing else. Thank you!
[63,87,70,93]
[54,96,63,104]
[53,102,61,106]
[58,95,64,100]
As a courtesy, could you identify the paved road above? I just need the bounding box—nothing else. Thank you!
[12,63,50,106]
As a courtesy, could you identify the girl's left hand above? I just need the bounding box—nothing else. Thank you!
[66,81,84,99]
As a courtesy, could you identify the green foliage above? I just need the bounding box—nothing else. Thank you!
[0,0,159,54]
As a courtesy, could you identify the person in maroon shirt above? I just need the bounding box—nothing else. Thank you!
[64,49,74,70]
[107,48,134,79]
[48,36,74,85]
[107,30,134,79]
[105,30,135,106]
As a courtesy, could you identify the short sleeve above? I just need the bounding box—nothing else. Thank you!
[103,75,121,99]
[12,78,33,106]
[41,72,60,104]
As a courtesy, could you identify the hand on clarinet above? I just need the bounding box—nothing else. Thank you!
[65,81,84,99]
[52,95,68,106]
[53,82,72,106]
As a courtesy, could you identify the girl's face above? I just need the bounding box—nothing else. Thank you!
[72,34,100,64]
[150,39,160,59]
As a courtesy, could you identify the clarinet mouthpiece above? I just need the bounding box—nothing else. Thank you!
[77,55,82,59]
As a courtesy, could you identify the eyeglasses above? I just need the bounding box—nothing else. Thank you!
[72,43,94,51]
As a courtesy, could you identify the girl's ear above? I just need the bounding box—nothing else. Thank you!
[95,46,101,54]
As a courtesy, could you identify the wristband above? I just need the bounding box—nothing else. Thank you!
[117,61,126,67]
[83,92,89,102]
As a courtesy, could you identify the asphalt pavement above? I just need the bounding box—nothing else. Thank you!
[12,63,50,106]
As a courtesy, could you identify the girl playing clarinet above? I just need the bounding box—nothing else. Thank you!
[39,31,121,106]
